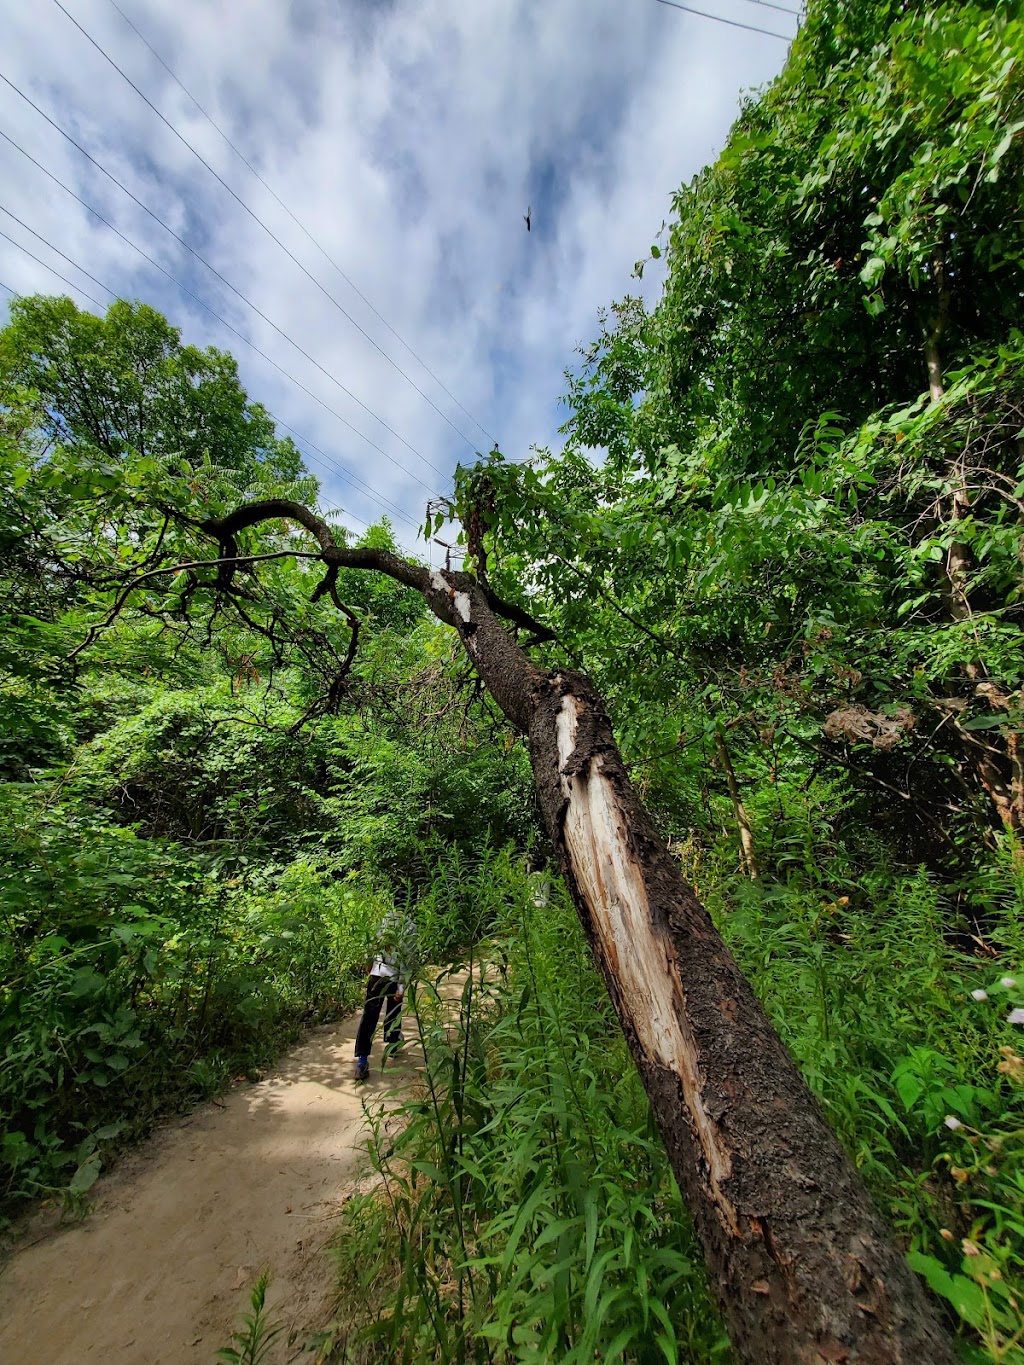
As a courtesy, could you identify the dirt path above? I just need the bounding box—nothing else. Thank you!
[0,1012,419,1364]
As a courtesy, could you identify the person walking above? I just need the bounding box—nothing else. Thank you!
[354,910,418,1081]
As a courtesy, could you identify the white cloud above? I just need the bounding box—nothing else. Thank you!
[0,0,791,555]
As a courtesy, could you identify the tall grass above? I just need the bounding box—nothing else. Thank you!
[695,814,1024,1363]
[328,828,1024,1364]
[329,853,729,1364]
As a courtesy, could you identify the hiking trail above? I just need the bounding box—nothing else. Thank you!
[0,1011,417,1363]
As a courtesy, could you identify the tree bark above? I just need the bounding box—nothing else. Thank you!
[202,502,956,1364]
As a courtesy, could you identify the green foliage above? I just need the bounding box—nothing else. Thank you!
[0,786,387,1217]
[324,788,1024,1364]
[330,861,729,1364]
[2,5,1024,1360]
[691,814,1024,1361]
[0,282,537,1221]
[458,0,1024,868]
[216,1270,285,1364]
[0,295,303,483]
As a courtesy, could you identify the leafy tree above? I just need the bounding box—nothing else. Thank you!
[474,0,1024,851]
[0,295,302,480]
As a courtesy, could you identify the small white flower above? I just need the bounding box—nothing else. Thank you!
[1001,977,1018,990]
[1008,1008,1024,1026]
[971,989,990,1001]
[944,1116,963,1130]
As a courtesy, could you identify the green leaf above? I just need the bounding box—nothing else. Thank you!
[69,1157,101,1196]
[894,1071,924,1112]
[906,1252,986,1329]
[69,968,106,998]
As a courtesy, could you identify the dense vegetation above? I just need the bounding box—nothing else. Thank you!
[2,0,1024,1360]
[0,296,534,1221]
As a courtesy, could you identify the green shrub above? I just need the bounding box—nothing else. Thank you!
[0,789,389,1220]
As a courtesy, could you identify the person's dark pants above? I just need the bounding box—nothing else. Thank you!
[354,974,402,1057]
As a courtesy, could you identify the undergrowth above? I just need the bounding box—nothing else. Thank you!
[0,788,390,1222]
[325,835,1024,1364]
[694,820,1024,1364]
[328,857,730,1365]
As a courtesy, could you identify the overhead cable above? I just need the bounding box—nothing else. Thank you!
[0,153,432,515]
[3,268,419,552]
[0,225,110,309]
[105,0,496,449]
[52,0,485,454]
[0,102,442,491]
[740,0,799,16]
[0,153,433,516]
[653,0,791,40]
[0,216,421,531]
[266,414,420,533]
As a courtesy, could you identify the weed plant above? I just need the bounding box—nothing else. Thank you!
[690,784,1024,1364]
[216,1270,285,1364]
[330,854,729,1364]
[328,805,1024,1364]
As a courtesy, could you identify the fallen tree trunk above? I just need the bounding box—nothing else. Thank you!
[202,500,956,1364]
[530,670,953,1363]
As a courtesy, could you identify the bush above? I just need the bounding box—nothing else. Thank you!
[0,789,389,1220]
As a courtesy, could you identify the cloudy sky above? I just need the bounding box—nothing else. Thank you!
[0,0,794,557]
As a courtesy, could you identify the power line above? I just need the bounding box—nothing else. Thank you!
[0,101,442,493]
[267,415,421,533]
[105,0,496,450]
[2,268,419,554]
[0,245,107,309]
[740,0,799,16]
[0,218,421,533]
[0,150,431,521]
[0,146,430,524]
[52,0,484,456]
[653,0,791,40]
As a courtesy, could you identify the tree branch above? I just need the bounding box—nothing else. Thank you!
[67,551,320,660]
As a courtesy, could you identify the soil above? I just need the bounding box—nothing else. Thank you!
[0,1012,418,1364]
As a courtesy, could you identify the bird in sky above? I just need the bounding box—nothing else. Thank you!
[524,206,531,232]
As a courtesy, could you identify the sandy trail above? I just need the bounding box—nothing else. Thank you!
[0,1012,419,1364]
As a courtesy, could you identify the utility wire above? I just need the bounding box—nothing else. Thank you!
[2,267,419,553]
[653,0,791,40]
[0,243,107,309]
[0,214,421,532]
[269,416,421,533]
[52,0,484,456]
[0,103,442,492]
[740,0,799,16]
[105,0,496,449]
[0,158,430,521]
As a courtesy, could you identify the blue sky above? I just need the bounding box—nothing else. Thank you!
[0,0,794,558]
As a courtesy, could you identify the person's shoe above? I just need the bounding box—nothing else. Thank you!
[354,1057,370,1081]
[384,1031,405,1046]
